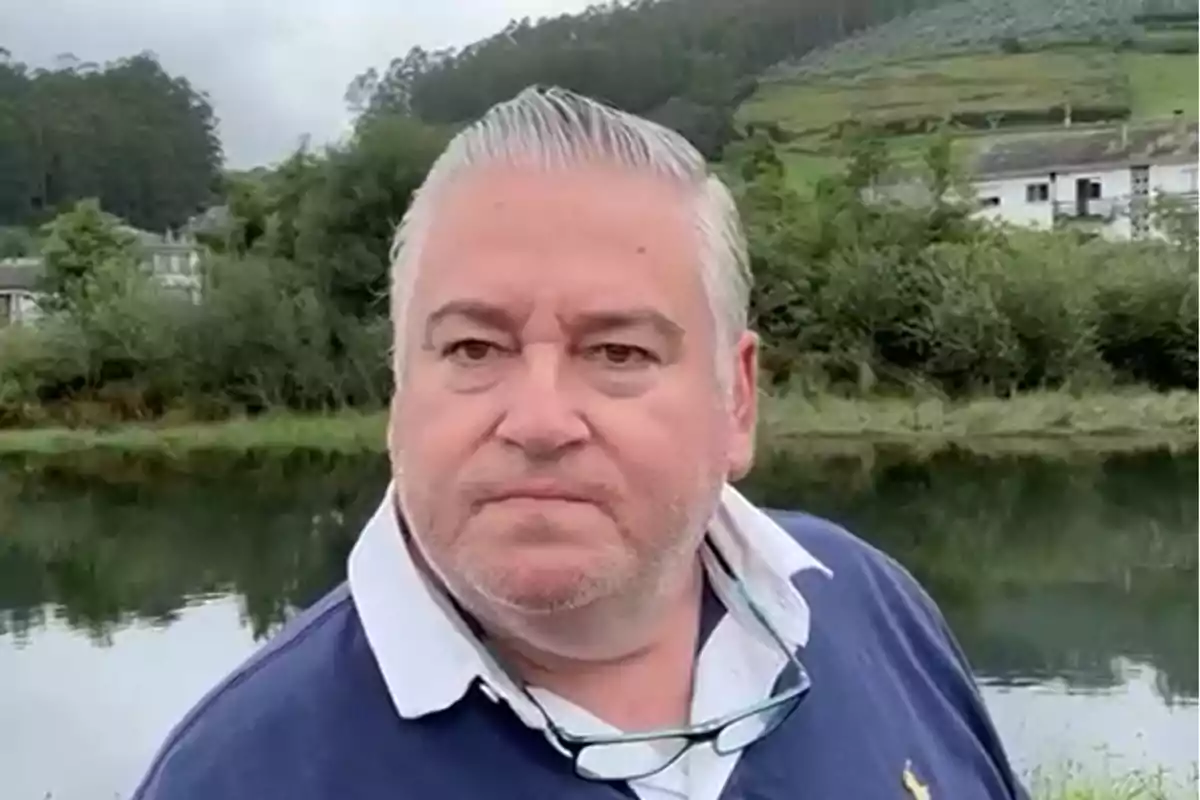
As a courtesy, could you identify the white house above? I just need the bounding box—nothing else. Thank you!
[121,227,205,301]
[0,259,43,327]
[0,229,205,327]
[969,118,1198,240]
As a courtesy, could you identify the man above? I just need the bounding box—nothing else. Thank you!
[134,86,1028,800]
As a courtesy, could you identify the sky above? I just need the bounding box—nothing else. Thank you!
[1,0,599,169]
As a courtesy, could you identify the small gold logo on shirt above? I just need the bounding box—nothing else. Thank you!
[902,760,930,800]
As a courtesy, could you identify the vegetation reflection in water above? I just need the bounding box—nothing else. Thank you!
[1,447,1196,701]
[0,446,1196,796]
[745,445,1199,706]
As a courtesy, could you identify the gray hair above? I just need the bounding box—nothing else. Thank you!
[388,85,752,389]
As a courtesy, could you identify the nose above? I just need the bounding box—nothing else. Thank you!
[494,346,589,459]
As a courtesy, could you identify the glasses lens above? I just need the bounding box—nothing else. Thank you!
[575,737,691,781]
[714,693,801,755]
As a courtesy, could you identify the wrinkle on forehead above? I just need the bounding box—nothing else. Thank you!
[420,161,697,259]
[407,161,709,335]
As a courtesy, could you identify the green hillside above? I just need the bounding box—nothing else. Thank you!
[737,0,1198,188]
[770,0,1196,77]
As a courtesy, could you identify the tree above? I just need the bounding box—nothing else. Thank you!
[0,50,223,231]
[345,0,942,145]
[199,114,448,320]
[0,226,34,258]
[36,198,139,310]
[293,116,450,319]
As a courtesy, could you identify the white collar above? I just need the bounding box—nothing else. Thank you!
[347,481,832,723]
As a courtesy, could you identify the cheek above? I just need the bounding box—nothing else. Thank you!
[390,390,486,511]
[594,398,730,501]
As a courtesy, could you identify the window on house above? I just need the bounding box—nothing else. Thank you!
[1087,181,1102,199]
[1025,183,1049,203]
[979,196,1000,208]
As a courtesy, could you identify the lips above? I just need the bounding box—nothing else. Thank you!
[484,486,594,504]
[469,479,607,509]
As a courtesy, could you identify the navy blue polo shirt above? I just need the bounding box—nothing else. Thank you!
[132,498,1029,800]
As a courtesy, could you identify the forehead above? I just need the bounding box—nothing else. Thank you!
[408,161,708,324]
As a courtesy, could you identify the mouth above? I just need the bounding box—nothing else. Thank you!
[487,492,593,505]
[477,483,600,507]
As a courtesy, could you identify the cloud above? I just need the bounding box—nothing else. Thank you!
[1,0,598,168]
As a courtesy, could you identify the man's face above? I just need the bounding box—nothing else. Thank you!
[390,161,757,615]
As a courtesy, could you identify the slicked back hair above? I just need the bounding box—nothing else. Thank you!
[388,85,752,391]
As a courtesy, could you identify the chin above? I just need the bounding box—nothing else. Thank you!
[467,553,627,615]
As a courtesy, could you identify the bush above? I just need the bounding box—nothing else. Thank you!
[1093,245,1198,389]
[736,137,1198,397]
[0,117,429,428]
[0,255,392,427]
[190,256,392,412]
[0,227,36,258]
[2,131,1195,429]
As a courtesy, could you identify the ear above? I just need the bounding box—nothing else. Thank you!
[726,331,759,482]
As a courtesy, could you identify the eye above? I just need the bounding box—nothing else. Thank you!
[443,339,504,364]
[586,343,657,368]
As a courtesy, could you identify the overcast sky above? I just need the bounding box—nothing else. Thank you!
[2,0,598,169]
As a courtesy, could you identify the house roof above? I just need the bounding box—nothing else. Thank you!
[116,225,201,250]
[972,120,1199,180]
[0,261,42,292]
[185,204,230,236]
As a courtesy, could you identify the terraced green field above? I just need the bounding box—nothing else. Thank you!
[741,50,1129,139]
[770,0,1196,78]
[1123,52,1200,117]
[735,0,1198,191]
[738,45,1197,191]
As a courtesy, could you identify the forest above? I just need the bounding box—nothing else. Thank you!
[346,0,949,158]
[0,49,222,233]
[2,0,1188,229]
[0,0,950,235]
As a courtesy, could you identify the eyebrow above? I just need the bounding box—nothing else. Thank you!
[563,308,684,342]
[423,300,518,345]
[422,301,683,344]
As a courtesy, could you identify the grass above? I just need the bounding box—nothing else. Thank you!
[776,150,844,191]
[776,131,972,194]
[1028,760,1199,799]
[0,389,1194,458]
[1122,52,1200,118]
[761,388,1199,437]
[0,409,388,456]
[741,50,1126,138]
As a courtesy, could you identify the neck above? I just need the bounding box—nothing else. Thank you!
[485,559,705,732]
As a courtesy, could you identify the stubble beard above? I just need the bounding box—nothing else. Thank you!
[470,491,720,659]
[397,462,727,658]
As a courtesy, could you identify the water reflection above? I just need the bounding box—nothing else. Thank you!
[744,446,1199,706]
[2,447,1196,705]
[0,446,1197,797]
[0,452,386,647]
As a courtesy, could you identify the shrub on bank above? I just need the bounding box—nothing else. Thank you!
[736,137,1198,396]
[2,218,1193,429]
[0,256,391,427]
[0,135,1196,428]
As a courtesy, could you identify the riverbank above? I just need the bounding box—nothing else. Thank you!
[1030,762,1198,800]
[761,388,1199,457]
[0,389,1195,458]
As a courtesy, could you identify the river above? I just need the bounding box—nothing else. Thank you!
[1,446,1196,799]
